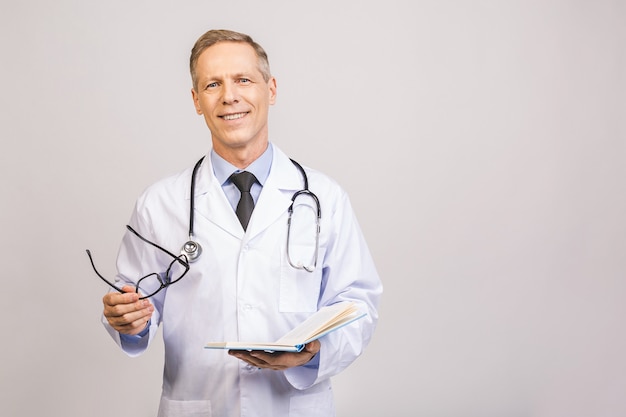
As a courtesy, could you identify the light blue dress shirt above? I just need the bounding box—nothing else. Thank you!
[210,143,273,210]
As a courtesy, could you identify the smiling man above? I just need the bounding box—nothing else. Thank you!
[191,39,276,167]
[98,29,382,417]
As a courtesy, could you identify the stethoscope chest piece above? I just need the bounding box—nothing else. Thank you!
[181,239,202,263]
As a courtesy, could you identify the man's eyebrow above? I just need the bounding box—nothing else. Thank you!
[197,74,220,84]
[232,71,258,79]
[199,72,256,82]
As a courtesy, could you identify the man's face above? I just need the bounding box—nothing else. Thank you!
[191,42,276,158]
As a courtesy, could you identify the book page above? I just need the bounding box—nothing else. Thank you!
[205,301,363,352]
[275,302,358,345]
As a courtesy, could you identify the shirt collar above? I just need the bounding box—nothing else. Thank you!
[211,143,273,186]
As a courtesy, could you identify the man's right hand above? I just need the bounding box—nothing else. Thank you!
[103,285,154,335]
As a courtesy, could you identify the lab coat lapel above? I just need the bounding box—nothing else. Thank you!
[245,147,303,240]
[192,156,245,239]
[188,147,305,241]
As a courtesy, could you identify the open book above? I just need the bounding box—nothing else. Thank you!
[205,301,366,353]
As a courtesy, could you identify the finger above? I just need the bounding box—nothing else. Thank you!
[115,312,151,329]
[247,351,292,370]
[304,340,321,356]
[103,288,153,316]
[110,318,150,335]
[103,288,139,307]
[103,293,153,331]
[229,351,267,367]
[249,345,317,369]
[248,351,275,363]
[105,299,151,320]
[106,305,153,334]
[106,304,153,326]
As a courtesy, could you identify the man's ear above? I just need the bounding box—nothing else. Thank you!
[268,77,277,105]
[191,88,203,115]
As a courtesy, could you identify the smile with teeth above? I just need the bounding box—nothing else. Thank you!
[221,112,248,121]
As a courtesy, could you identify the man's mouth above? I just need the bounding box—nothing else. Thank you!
[221,112,248,121]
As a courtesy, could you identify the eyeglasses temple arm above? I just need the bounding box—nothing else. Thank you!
[85,249,125,294]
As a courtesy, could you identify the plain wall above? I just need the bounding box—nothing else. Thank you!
[1,1,624,416]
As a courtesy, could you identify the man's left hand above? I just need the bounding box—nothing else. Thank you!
[228,340,320,370]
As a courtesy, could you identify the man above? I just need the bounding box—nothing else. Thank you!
[100,29,382,417]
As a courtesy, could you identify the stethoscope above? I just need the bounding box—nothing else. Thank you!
[180,157,321,272]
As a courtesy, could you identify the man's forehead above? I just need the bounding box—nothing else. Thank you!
[196,42,261,75]
[199,42,257,64]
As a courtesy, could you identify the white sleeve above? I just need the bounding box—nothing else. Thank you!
[285,189,383,389]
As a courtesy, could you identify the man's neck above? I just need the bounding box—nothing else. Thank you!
[212,140,269,169]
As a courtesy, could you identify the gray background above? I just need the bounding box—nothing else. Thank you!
[1,1,625,416]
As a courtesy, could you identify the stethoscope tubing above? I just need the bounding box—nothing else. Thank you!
[182,155,321,271]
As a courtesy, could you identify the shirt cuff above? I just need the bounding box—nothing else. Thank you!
[119,320,150,345]
[284,350,320,390]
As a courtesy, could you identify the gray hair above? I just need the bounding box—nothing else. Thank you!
[190,29,271,90]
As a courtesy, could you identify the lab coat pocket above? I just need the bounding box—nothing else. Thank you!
[279,245,325,312]
[157,397,212,417]
[289,385,334,416]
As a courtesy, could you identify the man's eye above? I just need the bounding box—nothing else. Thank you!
[206,82,218,89]
[239,78,251,84]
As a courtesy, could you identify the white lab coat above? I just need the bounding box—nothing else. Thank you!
[103,145,382,417]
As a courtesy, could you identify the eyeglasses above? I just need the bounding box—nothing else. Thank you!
[86,225,190,299]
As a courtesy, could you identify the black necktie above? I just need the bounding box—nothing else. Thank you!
[230,171,257,231]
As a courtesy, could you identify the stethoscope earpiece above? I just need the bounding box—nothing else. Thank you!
[181,239,202,263]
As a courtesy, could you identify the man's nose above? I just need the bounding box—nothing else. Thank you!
[222,82,239,104]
